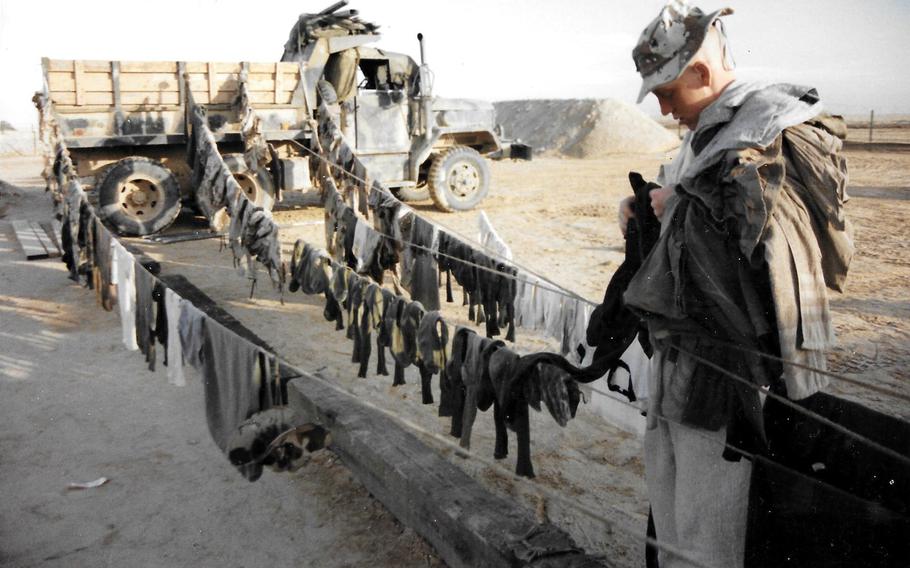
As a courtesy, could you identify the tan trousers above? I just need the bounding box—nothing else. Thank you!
[644,419,752,568]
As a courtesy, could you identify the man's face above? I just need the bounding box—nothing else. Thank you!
[651,65,714,129]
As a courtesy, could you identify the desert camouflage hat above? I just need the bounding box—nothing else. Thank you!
[632,1,733,103]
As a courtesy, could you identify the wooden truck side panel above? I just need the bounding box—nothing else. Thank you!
[45,58,310,142]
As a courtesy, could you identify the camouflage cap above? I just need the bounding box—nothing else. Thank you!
[632,1,733,103]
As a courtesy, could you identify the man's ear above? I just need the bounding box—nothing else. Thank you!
[691,61,712,88]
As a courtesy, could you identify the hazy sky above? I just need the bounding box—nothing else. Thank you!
[1,0,908,128]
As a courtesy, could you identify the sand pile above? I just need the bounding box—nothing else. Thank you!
[494,99,680,157]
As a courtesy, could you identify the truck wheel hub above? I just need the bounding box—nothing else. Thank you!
[447,162,479,197]
[234,172,260,202]
[119,177,163,218]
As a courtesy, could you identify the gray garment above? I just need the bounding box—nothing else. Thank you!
[352,217,382,273]
[201,319,263,452]
[644,418,751,568]
[458,332,487,450]
[541,288,564,342]
[133,261,156,370]
[178,300,207,370]
[164,288,186,387]
[404,216,440,311]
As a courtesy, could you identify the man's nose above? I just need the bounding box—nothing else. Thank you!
[658,99,672,116]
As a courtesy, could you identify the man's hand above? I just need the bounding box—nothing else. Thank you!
[618,196,634,236]
[649,186,673,220]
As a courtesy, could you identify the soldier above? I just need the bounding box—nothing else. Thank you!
[620,2,853,566]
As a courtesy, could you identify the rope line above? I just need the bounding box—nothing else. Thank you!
[292,136,910,404]
[697,336,910,403]
[673,344,910,468]
[290,138,590,303]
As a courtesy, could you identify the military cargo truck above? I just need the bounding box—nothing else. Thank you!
[40,2,529,236]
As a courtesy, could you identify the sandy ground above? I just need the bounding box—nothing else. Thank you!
[1,131,908,567]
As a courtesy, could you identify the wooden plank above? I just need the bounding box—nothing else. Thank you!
[48,59,301,75]
[40,221,63,256]
[119,61,178,73]
[119,73,181,92]
[52,91,184,106]
[287,377,612,568]
[28,221,60,258]
[177,61,187,110]
[185,75,294,94]
[11,220,50,260]
[73,60,85,106]
[207,62,217,102]
[47,71,113,92]
[111,62,123,136]
[274,62,281,104]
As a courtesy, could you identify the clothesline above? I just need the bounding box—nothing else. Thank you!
[319,182,910,404]
[286,231,910,477]
[290,137,591,305]
[298,122,910,404]
[674,345,910,468]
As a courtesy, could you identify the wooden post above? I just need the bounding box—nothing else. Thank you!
[274,62,281,104]
[73,60,85,106]
[111,61,124,135]
[207,62,216,103]
[869,110,875,143]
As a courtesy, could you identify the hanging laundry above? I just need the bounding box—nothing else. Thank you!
[61,180,84,281]
[359,283,384,379]
[417,310,449,409]
[377,289,401,379]
[514,271,546,331]
[133,265,157,371]
[352,218,382,275]
[457,334,499,451]
[164,288,186,387]
[444,326,475,438]
[153,281,169,365]
[405,216,440,311]
[178,299,207,370]
[478,210,513,261]
[488,344,535,478]
[346,272,365,368]
[110,241,138,351]
[76,200,95,288]
[199,318,268,452]
[390,299,425,389]
[91,218,116,311]
[227,195,284,291]
[339,206,358,270]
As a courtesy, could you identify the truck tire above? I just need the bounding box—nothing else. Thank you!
[428,146,491,212]
[223,154,275,210]
[97,156,181,236]
[395,185,430,202]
